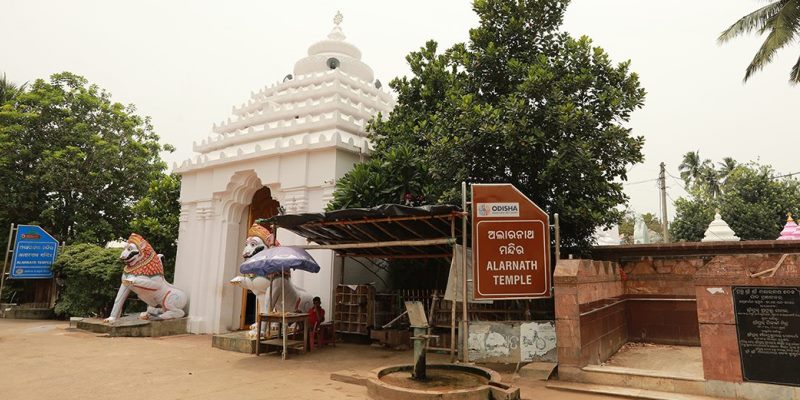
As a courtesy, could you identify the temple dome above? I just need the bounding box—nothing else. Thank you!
[701,212,740,242]
[293,13,374,82]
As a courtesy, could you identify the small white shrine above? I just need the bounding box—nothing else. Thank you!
[701,211,740,242]
[777,213,799,240]
[172,13,394,334]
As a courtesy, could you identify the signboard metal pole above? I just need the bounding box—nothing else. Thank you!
[0,223,17,303]
[461,181,469,363]
[553,213,560,263]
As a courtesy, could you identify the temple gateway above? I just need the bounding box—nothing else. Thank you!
[173,15,394,334]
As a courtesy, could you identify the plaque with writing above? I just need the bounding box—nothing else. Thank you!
[733,286,800,386]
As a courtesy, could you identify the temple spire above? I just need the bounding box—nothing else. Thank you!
[328,11,346,40]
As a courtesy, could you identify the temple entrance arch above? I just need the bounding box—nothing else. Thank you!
[239,186,281,329]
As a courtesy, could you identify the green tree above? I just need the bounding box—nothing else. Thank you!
[670,162,800,241]
[331,0,647,252]
[720,165,800,239]
[719,0,800,84]
[130,173,181,281]
[327,144,432,209]
[0,72,173,248]
[670,193,716,243]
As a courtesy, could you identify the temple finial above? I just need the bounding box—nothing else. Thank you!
[328,11,346,40]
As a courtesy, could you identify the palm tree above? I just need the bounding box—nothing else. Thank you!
[717,157,738,184]
[699,166,722,199]
[679,151,707,187]
[0,73,28,104]
[718,0,800,84]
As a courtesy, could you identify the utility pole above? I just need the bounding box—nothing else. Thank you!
[659,162,670,243]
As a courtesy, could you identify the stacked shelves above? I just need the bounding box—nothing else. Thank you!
[334,285,374,335]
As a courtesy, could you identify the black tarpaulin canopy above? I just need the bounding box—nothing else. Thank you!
[260,204,465,259]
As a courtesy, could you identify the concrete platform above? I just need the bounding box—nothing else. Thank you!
[553,344,710,397]
[551,343,800,399]
[76,315,187,337]
[212,331,258,353]
[1,305,54,320]
[602,342,703,379]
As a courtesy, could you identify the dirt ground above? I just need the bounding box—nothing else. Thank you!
[0,319,618,400]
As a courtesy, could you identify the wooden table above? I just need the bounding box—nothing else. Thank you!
[255,313,309,357]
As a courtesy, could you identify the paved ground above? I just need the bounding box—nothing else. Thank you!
[0,319,619,400]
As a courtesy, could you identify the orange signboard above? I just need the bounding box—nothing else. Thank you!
[472,184,551,299]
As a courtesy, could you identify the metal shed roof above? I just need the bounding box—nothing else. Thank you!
[261,204,465,259]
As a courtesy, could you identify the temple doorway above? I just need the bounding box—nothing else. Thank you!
[238,186,280,330]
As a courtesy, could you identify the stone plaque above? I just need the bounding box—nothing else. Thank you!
[733,286,800,386]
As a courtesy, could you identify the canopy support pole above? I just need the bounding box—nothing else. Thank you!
[450,216,457,363]
[461,182,469,363]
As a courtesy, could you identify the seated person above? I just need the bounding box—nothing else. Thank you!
[307,296,325,330]
[307,296,326,347]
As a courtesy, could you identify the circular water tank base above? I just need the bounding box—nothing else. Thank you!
[366,364,520,400]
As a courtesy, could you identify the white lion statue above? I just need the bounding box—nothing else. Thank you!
[230,224,312,338]
[104,233,188,323]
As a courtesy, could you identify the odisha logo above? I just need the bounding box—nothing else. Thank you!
[492,205,518,213]
[478,204,491,216]
[21,233,41,240]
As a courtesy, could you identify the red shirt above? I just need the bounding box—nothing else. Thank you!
[308,306,325,328]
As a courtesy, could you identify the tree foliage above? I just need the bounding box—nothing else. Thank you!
[327,144,432,209]
[718,0,800,84]
[670,195,716,243]
[130,173,181,281]
[51,243,143,318]
[0,72,173,248]
[330,0,646,251]
[670,162,800,241]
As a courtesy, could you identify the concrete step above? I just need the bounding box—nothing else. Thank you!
[330,369,371,387]
[583,365,704,382]
[518,362,557,381]
[573,365,707,396]
[547,381,724,400]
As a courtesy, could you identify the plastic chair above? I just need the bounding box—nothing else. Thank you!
[310,321,335,350]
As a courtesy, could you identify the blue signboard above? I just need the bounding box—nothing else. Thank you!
[10,225,58,279]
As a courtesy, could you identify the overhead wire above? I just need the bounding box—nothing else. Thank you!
[665,171,690,193]
[773,171,800,179]
[623,177,659,186]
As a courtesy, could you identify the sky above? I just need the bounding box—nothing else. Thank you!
[2,0,799,219]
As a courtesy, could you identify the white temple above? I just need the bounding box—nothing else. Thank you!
[701,211,740,242]
[172,13,394,334]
